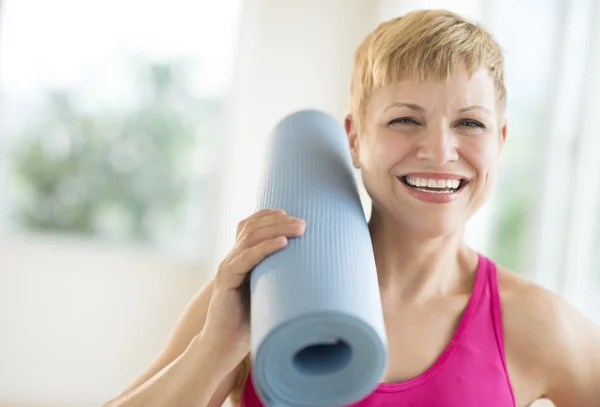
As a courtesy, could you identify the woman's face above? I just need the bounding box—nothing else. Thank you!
[346,68,506,237]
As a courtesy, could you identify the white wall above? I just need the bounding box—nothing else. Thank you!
[0,234,210,406]
[211,0,380,269]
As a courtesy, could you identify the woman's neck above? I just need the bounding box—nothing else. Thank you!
[368,207,479,302]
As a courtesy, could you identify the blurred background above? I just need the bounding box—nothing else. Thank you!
[0,0,598,406]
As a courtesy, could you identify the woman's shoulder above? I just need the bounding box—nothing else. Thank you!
[495,263,583,350]
[495,264,548,309]
[495,263,600,404]
[494,265,561,368]
[494,264,577,330]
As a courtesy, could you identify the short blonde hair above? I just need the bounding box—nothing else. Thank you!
[349,9,506,133]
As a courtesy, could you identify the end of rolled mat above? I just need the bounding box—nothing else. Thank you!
[251,312,387,407]
[292,338,353,375]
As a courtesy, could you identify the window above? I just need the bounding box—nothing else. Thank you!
[486,0,600,323]
[485,0,563,272]
[0,0,242,262]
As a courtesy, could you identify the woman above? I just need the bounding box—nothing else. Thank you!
[103,9,600,407]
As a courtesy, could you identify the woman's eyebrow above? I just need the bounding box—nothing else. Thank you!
[382,102,426,113]
[382,103,493,115]
[458,105,493,115]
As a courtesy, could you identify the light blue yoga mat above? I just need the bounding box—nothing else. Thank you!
[250,110,388,407]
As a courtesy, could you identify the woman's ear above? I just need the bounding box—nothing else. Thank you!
[344,114,361,169]
[498,118,507,157]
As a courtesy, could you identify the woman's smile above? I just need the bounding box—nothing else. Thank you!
[397,172,471,204]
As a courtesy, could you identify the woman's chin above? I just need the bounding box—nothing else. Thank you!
[413,221,463,239]
[369,191,472,237]
[394,209,467,239]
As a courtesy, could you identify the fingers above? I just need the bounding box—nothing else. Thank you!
[236,210,305,248]
[217,209,306,289]
[217,235,289,288]
[237,218,305,250]
[236,209,286,237]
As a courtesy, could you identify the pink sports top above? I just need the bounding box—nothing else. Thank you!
[239,253,516,406]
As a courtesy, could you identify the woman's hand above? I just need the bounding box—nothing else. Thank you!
[201,209,306,366]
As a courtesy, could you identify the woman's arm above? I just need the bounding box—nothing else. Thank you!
[103,210,305,406]
[102,280,244,407]
[103,331,243,407]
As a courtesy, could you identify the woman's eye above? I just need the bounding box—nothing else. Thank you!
[458,119,486,129]
[388,117,420,126]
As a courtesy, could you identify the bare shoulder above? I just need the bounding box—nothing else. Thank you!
[496,265,600,406]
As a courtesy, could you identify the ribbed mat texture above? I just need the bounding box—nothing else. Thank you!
[250,110,388,407]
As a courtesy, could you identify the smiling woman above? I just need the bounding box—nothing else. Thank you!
[1,0,595,406]
[232,10,600,405]
[99,7,600,407]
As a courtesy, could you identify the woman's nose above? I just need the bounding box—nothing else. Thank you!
[415,126,459,166]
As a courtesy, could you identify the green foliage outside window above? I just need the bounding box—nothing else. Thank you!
[10,59,220,244]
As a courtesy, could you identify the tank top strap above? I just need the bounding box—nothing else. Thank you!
[484,253,517,407]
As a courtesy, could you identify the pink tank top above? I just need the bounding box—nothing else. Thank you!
[239,253,516,407]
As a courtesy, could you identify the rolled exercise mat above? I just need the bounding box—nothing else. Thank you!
[250,109,388,407]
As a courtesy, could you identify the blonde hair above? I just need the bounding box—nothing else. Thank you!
[349,9,506,133]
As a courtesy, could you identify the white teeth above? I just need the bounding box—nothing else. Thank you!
[404,177,462,190]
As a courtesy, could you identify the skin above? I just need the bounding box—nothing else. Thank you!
[103,68,600,407]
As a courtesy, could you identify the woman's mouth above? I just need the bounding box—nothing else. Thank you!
[398,175,470,203]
